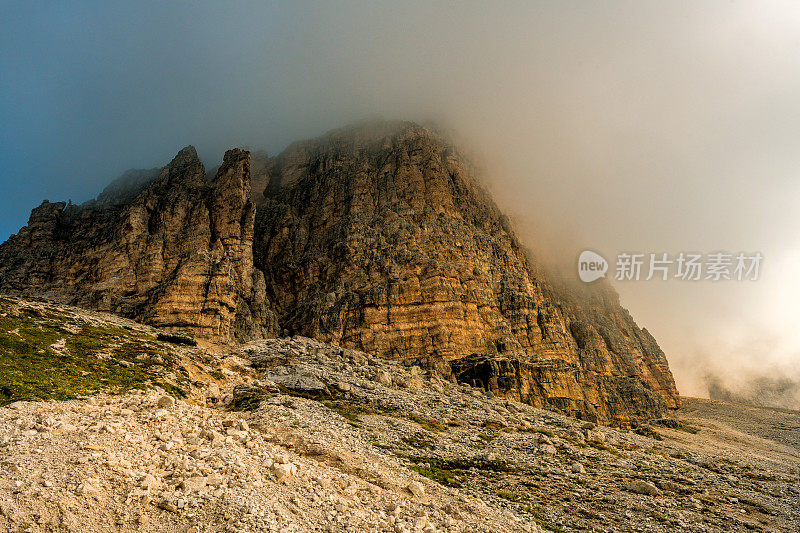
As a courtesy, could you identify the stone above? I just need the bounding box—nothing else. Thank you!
[376,371,393,387]
[207,382,221,399]
[267,367,329,396]
[624,480,661,496]
[78,480,101,499]
[539,444,557,455]
[251,122,680,424]
[407,481,425,498]
[158,500,178,513]
[139,474,158,490]
[0,147,276,341]
[571,463,585,474]
[585,430,605,443]
[180,476,206,492]
[656,480,688,494]
[271,462,296,483]
[206,475,224,487]
[157,396,175,409]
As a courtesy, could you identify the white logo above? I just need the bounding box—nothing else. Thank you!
[578,250,608,282]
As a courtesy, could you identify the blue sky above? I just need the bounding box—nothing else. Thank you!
[0,2,368,239]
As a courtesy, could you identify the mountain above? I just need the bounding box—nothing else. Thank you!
[0,121,679,424]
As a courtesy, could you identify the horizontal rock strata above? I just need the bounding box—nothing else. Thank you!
[0,121,679,423]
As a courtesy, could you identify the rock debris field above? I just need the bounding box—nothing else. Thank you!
[0,300,799,532]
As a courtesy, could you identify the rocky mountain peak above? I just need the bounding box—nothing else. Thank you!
[0,122,679,424]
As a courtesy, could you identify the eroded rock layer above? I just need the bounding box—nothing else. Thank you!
[0,121,679,423]
[254,122,679,424]
[0,147,275,341]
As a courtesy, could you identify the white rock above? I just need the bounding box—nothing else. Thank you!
[139,474,158,490]
[180,476,206,492]
[407,481,425,498]
[271,462,297,483]
[539,444,557,455]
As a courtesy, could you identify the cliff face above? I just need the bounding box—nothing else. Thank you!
[0,147,275,341]
[253,122,679,424]
[0,121,679,424]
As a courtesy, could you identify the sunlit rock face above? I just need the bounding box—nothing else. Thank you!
[0,146,276,341]
[253,121,679,424]
[0,121,679,423]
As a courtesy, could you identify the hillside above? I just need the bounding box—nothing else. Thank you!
[0,297,797,532]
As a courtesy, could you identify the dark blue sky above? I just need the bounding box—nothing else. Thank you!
[0,1,404,240]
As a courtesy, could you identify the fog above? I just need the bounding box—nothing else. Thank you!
[2,1,800,404]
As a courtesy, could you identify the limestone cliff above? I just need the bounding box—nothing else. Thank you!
[253,121,679,424]
[0,121,679,424]
[0,147,275,341]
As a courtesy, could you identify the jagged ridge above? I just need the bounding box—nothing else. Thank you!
[0,121,679,424]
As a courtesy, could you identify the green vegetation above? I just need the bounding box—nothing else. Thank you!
[405,455,520,487]
[0,299,197,407]
[408,458,464,487]
[496,490,524,502]
[156,381,188,399]
[576,508,602,520]
[738,496,773,515]
[401,433,437,449]
[0,305,179,406]
[405,413,446,432]
[230,387,273,411]
[744,472,779,482]
[586,440,622,456]
[653,418,700,434]
[522,505,566,533]
[322,399,377,422]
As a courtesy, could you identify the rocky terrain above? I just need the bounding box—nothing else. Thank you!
[0,297,797,532]
[0,121,678,424]
[0,148,274,342]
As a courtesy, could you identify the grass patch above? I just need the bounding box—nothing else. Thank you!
[156,381,187,399]
[402,434,436,449]
[0,311,163,406]
[497,490,524,502]
[478,433,496,443]
[653,418,700,434]
[322,400,377,422]
[522,506,566,533]
[406,455,519,487]
[576,508,602,520]
[738,497,773,515]
[156,332,197,346]
[230,387,273,411]
[409,463,462,487]
[405,413,446,432]
[587,440,622,456]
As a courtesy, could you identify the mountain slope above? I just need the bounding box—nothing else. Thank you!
[253,121,678,423]
[0,121,678,424]
[0,298,796,532]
